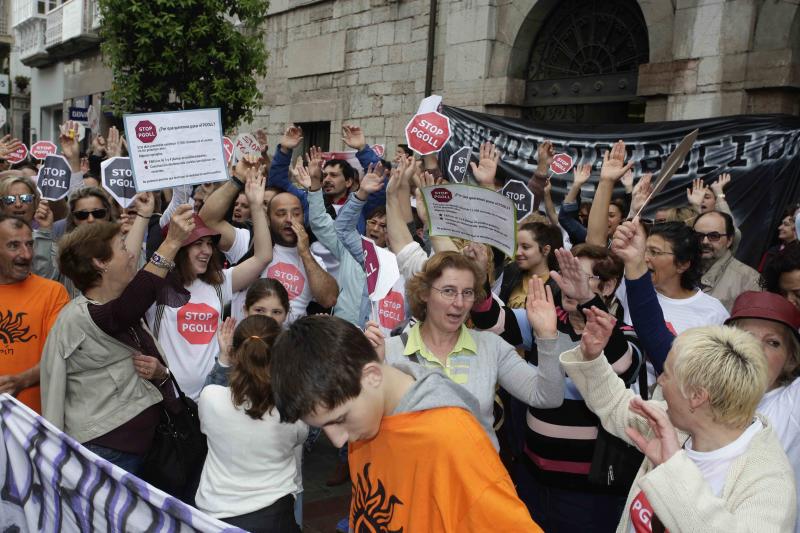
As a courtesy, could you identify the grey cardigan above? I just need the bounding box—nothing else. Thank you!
[40,295,163,443]
[385,329,565,450]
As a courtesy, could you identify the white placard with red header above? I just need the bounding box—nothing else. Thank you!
[421,184,517,258]
[405,111,451,155]
[6,144,28,164]
[223,137,234,163]
[549,153,574,174]
[30,141,57,160]
[362,237,400,302]
[122,108,228,192]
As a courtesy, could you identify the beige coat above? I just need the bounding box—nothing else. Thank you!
[561,346,797,533]
[702,249,762,311]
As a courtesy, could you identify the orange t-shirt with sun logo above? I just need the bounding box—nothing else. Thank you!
[0,275,69,413]
[348,407,543,532]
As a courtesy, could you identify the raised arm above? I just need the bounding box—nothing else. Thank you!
[199,155,258,252]
[292,220,338,308]
[269,125,310,218]
[231,173,273,293]
[386,156,416,254]
[122,192,155,266]
[586,140,633,246]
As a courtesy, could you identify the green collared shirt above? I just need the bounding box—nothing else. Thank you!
[403,323,477,384]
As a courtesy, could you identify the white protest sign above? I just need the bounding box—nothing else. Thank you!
[362,237,400,302]
[416,95,443,115]
[421,184,517,258]
[234,133,261,161]
[87,104,100,132]
[122,108,228,193]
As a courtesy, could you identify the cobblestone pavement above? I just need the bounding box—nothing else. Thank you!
[301,434,351,532]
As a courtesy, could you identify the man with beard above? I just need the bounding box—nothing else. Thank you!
[693,210,761,311]
[200,157,338,323]
[0,215,68,413]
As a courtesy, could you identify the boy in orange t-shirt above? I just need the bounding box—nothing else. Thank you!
[0,216,69,413]
[271,315,543,532]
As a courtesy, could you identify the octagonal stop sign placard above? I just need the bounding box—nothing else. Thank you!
[405,111,451,155]
[101,157,136,208]
[500,179,534,221]
[37,154,72,201]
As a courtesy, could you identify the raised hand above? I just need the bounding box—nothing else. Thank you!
[165,204,196,245]
[254,128,269,152]
[625,397,681,466]
[295,162,312,189]
[629,173,653,217]
[711,173,731,196]
[217,317,237,365]
[59,121,81,166]
[244,172,266,207]
[280,124,303,152]
[235,153,261,182]
[305,145,324,184]
[611,217,648,271]
[360,164,386,195]
[579,306,616,360]
[686,178,708,209]
[363,320,386,361]
[0,135,22,159]
[536,140,555,173]
[34,200,54,229]
[550,248,595,304]
[341,124,367,151]
[621,169,634,193]
[387,155,410,198]
[573,163,592,187]
[462,241,490,284]
[525,275,557,339]
[106,126,124,158]
[133,192,155,218]
[92,134,107,156]
[469,141,500,188]
[600,140,634,182]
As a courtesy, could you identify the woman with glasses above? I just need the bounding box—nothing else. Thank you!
[615,221,728,335]
[33,187,117,298]
[0,176,38,223]
[379,251,565,450]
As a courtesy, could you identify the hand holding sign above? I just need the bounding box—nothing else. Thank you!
[341,124,367,151]
[536,141,555,174]
[470,142,500,189]
[59,121,81,167]
[0,134,22,159]
[550,153,574,175]
[132,192,155,219]
[34,200,54,230]
[5,144,28,164]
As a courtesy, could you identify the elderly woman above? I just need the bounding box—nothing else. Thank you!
[33,186,117,298]
[379,251,564,450]
[561,315,796,532]
[0,175,38,223]
[40,201,195,474]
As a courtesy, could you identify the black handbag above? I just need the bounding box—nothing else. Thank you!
[140,374,207,497]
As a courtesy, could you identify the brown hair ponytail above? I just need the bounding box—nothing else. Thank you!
[229,315,282,419]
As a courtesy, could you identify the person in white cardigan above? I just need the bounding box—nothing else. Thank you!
[560,312,796,533]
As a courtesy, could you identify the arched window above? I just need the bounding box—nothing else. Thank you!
[524,0,649,123]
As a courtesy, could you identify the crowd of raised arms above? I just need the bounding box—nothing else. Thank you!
[1,118,799,533]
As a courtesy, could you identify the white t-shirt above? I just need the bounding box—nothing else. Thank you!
[616,283,729,334]
[758,380,800,532]
[628,419,763,532]
[146,269,233,400]
[225,227,326,323]
[195,384,308,519]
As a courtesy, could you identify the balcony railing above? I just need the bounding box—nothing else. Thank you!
[0,0,10,36]
[17,16,47,66]
[12,0,39,29]
[44,0,99,54]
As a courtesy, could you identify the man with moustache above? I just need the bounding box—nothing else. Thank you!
[200,157,338,323]
[0,215,68,413]
[693,210,761,311]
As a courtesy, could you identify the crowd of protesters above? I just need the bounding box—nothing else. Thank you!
[0,116,798,533]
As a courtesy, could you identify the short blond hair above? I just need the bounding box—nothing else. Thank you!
[671,326,767,427]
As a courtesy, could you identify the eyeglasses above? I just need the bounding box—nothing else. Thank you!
[2,194,35,205]
[73,208,108,221]
[429,285,476,302]
[694,231,728,242]
[645,247,675,258]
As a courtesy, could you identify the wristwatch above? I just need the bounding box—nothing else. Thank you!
[230,174,245,191]
[150,252,176,270]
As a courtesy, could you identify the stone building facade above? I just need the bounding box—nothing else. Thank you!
[252,0,800,150]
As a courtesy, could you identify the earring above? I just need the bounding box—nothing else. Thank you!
[102,267,107,273]
[689,407,695,413]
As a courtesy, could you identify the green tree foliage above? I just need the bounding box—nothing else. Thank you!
[98,0,269,129]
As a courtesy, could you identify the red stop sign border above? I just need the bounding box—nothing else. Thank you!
[405,111,451,156]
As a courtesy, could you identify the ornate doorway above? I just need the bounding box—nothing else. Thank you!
[523,0,649,123]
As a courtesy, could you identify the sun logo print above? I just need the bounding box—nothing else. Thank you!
[352,463,403,533]
[0,311,37,344]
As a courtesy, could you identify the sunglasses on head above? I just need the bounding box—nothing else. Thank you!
[2,194,35,205]
[73,208,108,221]
[694,230,726,242]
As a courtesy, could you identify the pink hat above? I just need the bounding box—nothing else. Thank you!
[726,291,800,339]
[162,213,221,248]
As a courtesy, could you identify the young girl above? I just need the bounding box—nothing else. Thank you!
[196,316,307,532]
[497,222,563,308]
